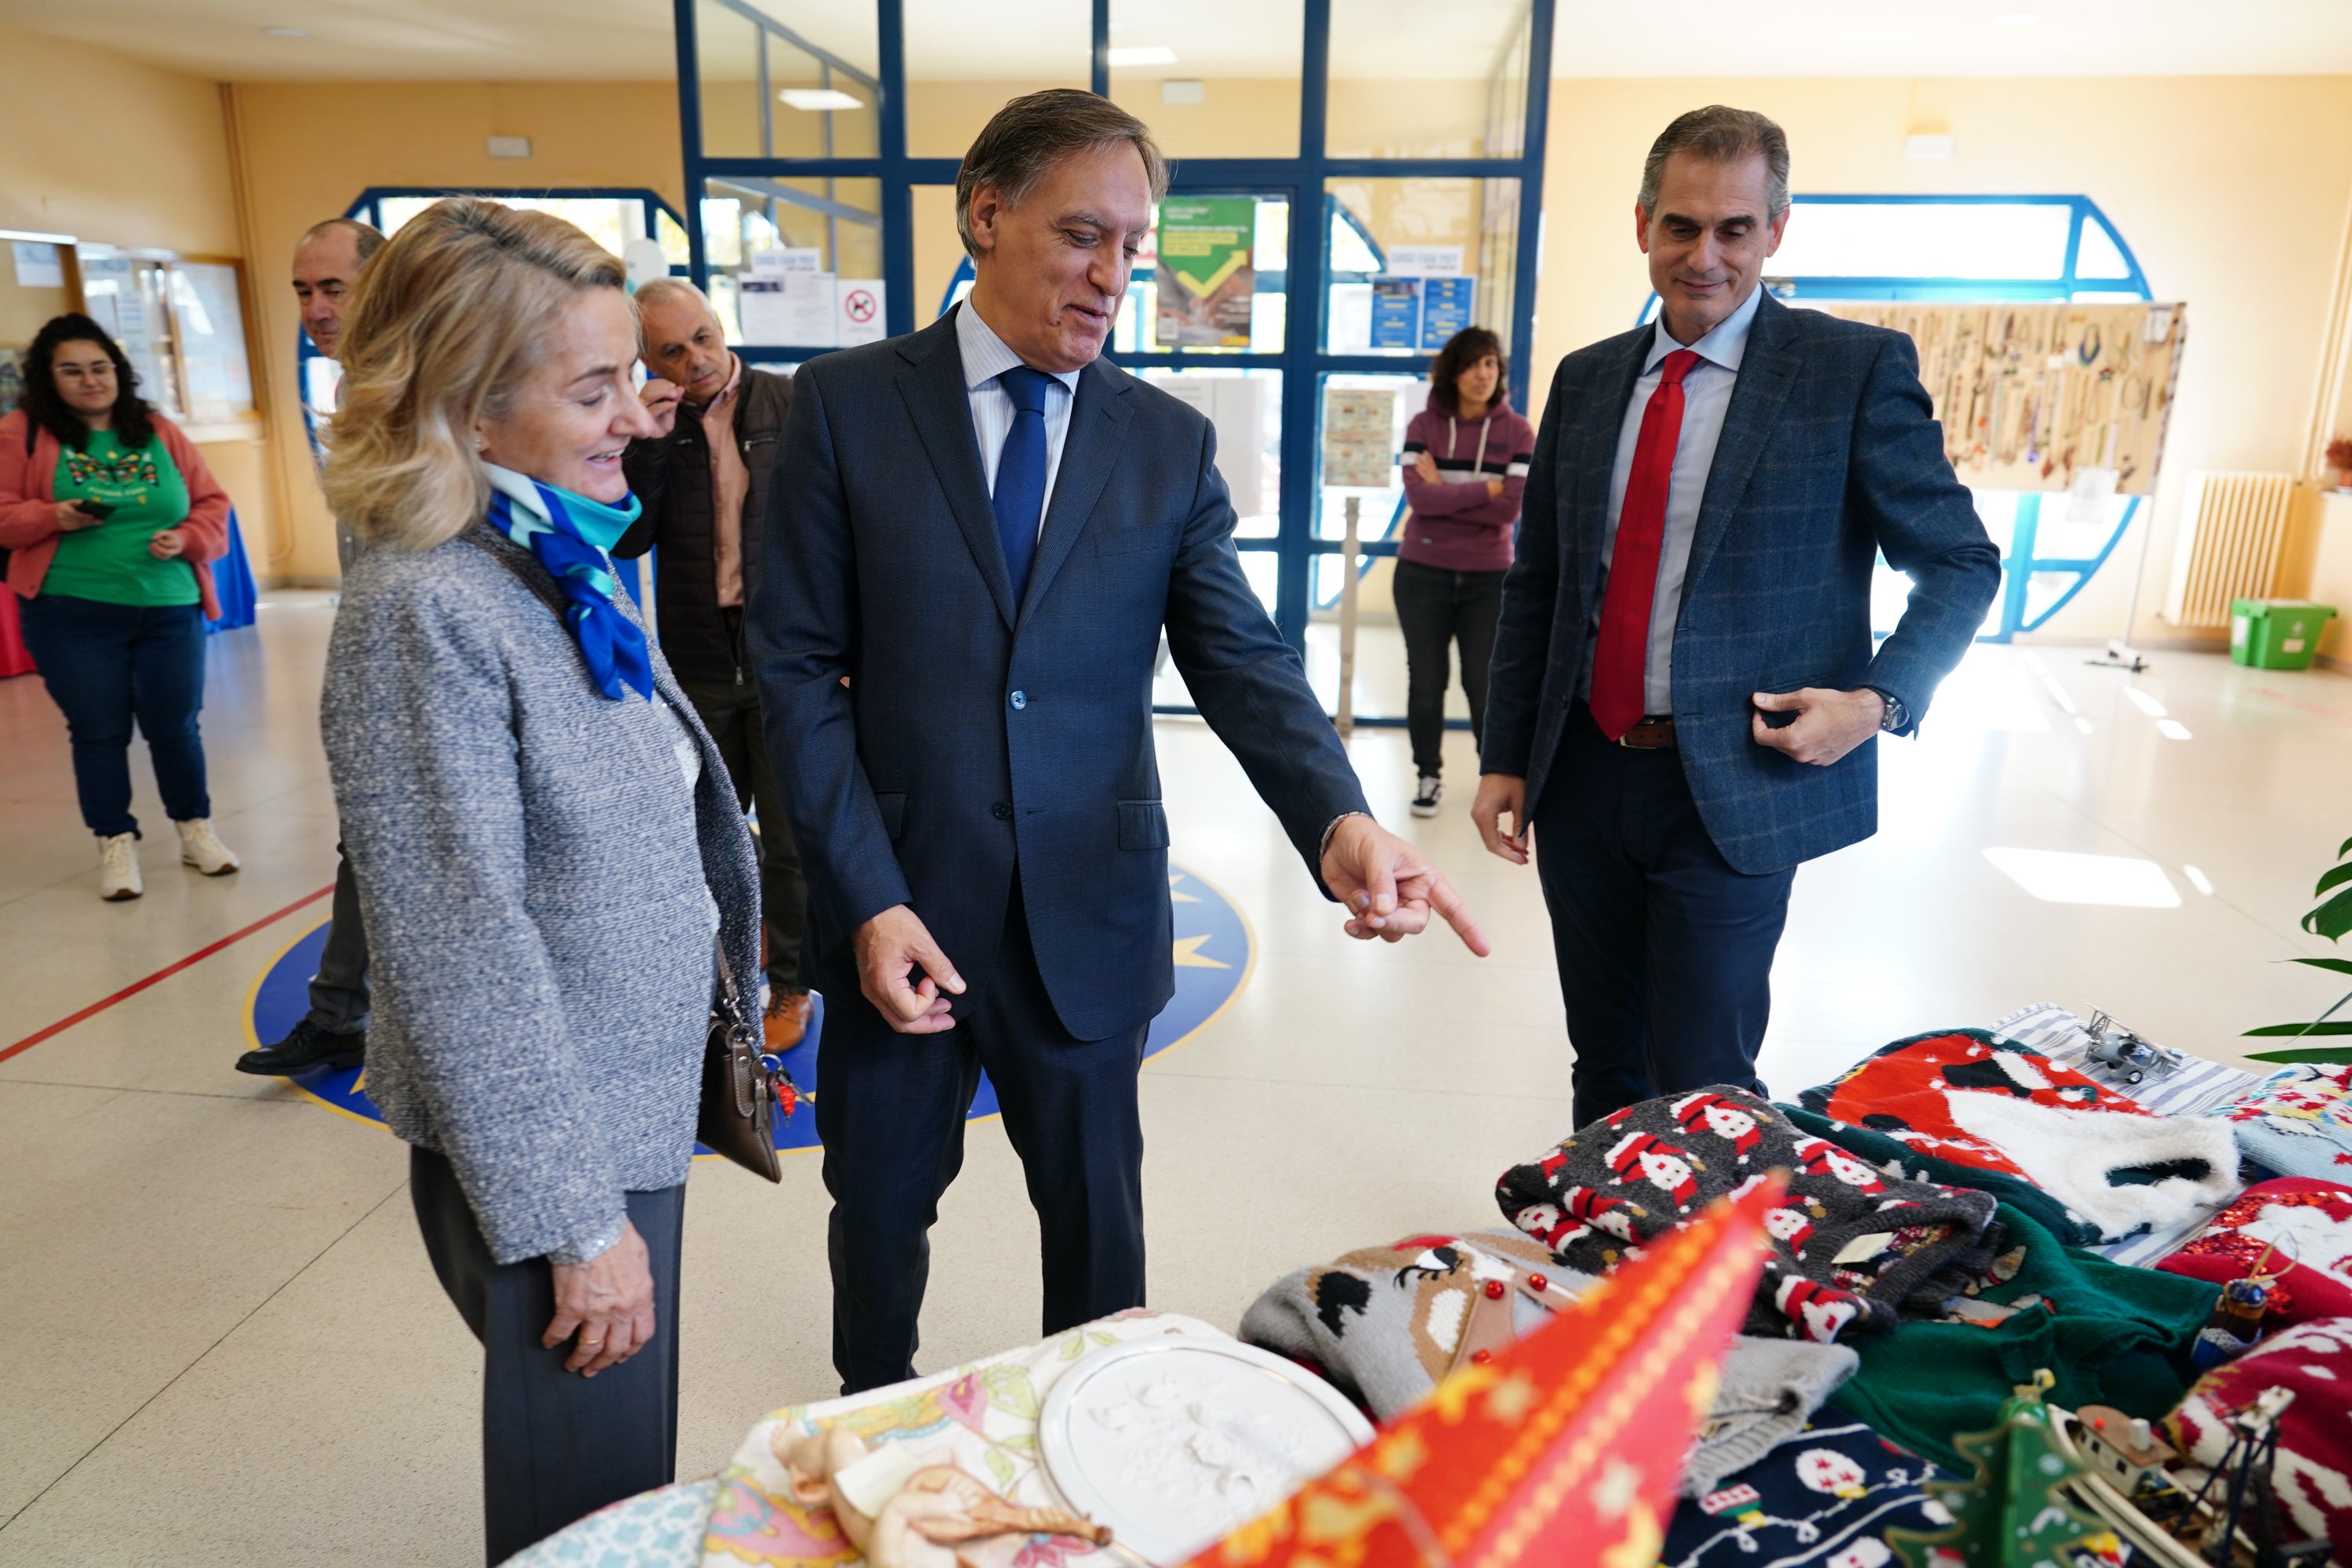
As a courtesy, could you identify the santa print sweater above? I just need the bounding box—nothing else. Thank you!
[1396,394,1532,573]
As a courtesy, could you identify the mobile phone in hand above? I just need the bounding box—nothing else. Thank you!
[74,501,116,521]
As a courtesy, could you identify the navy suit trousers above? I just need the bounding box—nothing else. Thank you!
[817,882,1149,1394]
[1534,706,1797,1128]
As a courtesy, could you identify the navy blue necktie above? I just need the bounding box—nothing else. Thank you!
[992,365,1054,603]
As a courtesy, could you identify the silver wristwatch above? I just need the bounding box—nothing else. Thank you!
[1867,687,1909,732]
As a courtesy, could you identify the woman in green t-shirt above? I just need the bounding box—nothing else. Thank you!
[0,314,241,900]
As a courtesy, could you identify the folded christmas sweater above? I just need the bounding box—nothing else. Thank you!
[2168,1317,2352,1566]
[2157,1176,2352,1324]
[1497,1087,2002,1345]
[1835,1202,2217,1473]
[1240,1225,1859,1497]
[2207,1063,2352,1179]
[1663,1414,1947,1568]
[1799,1028,2241,1243]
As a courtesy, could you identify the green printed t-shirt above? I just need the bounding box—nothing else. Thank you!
[43,431,198,607]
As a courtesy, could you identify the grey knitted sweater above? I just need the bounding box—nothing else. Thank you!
[321,523,762,1265]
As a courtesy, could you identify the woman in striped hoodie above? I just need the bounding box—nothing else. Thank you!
[1396,326,1535,817]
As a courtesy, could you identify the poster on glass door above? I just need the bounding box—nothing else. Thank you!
[1155,197,1255,348]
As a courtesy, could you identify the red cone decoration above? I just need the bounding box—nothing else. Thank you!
[1182,1174,1785,1568]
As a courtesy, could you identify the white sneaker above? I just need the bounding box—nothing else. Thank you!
[1410,775,1443,818]
[176,818,241,876]
[99,833,143,901]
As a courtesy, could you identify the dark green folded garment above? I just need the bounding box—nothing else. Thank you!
[1780,1104,2102,1247]
[1833,1203,2217,1472]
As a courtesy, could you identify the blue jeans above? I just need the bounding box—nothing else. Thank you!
[17,593,212,838]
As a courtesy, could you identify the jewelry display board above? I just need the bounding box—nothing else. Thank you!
[1809,300,2187,495]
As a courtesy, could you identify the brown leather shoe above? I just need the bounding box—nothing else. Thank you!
[764,987,815,1052]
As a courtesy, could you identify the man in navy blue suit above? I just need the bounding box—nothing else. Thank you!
[1472,106,2000,1129]
[753,90,1487,1393]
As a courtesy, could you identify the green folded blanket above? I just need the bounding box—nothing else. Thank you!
[1833,1202,2216,1472]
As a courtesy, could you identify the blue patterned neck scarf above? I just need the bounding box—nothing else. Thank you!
[484,468,653,702]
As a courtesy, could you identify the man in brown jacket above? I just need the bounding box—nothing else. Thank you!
[616,279,811,1044]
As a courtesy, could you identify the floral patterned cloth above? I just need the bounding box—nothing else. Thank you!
[699,1309,1228,1568]
[511,1480,719,1567]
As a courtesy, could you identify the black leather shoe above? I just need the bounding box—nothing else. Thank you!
[236,1018,366,1076]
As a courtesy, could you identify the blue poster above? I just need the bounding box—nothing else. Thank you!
[1420,276,1476,350]
[1370,278,1421,350]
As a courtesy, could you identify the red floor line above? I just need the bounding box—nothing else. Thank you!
[0,883,336,1065]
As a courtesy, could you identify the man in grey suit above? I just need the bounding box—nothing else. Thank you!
[755,91,1487,1393]
[1472,106,2000,1127]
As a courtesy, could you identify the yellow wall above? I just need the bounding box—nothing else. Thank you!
[0,24,285,569]
[225,80,684,581]
[1537,76,2352,648]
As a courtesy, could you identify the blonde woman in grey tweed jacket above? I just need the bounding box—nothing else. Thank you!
[316,198,764,1564]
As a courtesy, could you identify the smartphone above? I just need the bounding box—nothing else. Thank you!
[74,501,116,521]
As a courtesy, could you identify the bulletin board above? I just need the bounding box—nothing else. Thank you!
[73,244,261,433]
[1809,300,2187,495]
[0,230,82,414]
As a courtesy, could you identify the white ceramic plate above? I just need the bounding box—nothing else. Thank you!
[1036,1334,1375,1566]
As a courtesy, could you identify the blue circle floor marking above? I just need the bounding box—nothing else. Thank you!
[245,865,1254,1155]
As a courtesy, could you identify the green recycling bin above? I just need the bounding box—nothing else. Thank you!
[2230,598,2337,670]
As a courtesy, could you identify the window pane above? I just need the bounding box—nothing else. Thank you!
[912,184,970,325]
[1118,197,1288,355]
[1323,177,1519,358]
[1316,372,1424,544]
[906,0,1091,156]
[702,177,884,350]
[1327,0,1532,158]
[2074,218,2132,281]
[695,0,878,160]
[1770,203,2074,281]
[1138,369,1281,536]
[1107,0,1302,158]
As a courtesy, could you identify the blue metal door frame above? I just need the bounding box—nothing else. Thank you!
[670,0,1555,661]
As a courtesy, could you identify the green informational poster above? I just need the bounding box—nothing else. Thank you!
[1155,197,1256,348]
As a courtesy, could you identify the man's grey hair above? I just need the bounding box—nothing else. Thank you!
[1638,106,1791,220]
[299,216,387,263]
[633,277,714,317]
[954,89,1170,260]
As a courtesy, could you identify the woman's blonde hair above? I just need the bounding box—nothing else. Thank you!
[324,198,628,551]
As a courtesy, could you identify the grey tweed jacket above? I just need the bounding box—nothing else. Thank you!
[321,523,762,1265]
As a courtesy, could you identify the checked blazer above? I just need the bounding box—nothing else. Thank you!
[1482,292,2000,875]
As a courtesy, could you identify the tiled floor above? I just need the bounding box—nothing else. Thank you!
[2,594,2347,1563]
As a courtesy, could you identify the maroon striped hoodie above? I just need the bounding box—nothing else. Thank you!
[1397,391,1533,573]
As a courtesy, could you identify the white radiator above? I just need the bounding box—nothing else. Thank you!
[2162,470,2297,628]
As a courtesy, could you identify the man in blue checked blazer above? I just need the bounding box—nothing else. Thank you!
[1472,107,2000,1127]
[752,91,1487,1395]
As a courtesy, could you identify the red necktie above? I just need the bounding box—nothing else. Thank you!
[1590,348,1702,741]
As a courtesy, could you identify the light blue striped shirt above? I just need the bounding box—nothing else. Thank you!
[956,299,1082,535]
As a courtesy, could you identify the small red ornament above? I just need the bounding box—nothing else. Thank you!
[1529,1273,1549,1292]
[1470,1348,1493,1365]
[1483,1280,1506,1299]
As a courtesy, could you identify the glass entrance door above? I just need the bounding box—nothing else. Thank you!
[670,0,1556,727]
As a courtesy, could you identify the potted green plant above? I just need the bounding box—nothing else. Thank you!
[2244,834,2352,1062]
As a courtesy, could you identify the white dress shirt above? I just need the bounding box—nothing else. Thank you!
[956,299,1081,535]
[1584,281,1765,716]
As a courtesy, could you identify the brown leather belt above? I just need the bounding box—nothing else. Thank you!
[1617,716,1677,750]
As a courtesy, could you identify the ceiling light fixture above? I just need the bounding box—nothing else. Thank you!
[262,24,308,37]
[779,89,863,111]
[1991,10,2042,24]
[1107,45,1178,67]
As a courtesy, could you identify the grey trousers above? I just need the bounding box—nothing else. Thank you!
[410,1147,684,1565]
[305,844,372,1034]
